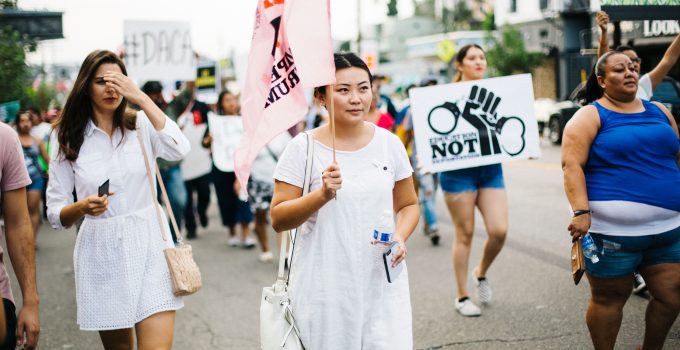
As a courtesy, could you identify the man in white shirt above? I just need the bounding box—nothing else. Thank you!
[597,11,680,100]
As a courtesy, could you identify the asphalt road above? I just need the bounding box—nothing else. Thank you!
[9,139,680,349]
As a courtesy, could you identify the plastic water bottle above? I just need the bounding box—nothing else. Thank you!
[373,210,394,243]
[373,210,394,268]
[581,233,599,264]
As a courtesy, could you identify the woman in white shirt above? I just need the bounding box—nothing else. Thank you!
[46,50,190,349]
[271,53,419,349]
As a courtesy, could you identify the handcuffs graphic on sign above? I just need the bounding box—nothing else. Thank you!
[427,85,526,156]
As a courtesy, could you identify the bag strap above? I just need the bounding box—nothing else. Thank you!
[136,126,182,244]
[276,131,315,282]
[265,144,279,162]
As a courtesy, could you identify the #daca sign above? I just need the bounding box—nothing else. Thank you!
[410,74,541,173]
[123,21,195,82]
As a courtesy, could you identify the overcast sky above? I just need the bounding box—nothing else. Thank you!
[21,0,415,65]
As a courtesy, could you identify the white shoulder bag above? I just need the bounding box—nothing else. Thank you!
[260,132,314,350]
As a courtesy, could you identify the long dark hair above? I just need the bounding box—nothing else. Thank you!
[314,53,373,99]
[454,44,485,82]
[54,50,136,161]
[579,51,623,104]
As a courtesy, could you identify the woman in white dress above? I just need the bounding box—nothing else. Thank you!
[46,50,190,349]
[271,52,420,349]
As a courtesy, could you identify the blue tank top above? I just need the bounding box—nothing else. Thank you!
[585,100,680,211]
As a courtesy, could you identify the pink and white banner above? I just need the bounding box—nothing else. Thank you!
[234,0,335,192]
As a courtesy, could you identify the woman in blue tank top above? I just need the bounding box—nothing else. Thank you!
[562,51,680,350]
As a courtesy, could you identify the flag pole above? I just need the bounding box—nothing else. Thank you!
[329,85,336,162]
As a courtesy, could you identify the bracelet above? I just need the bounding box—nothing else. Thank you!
[573,209,592,217]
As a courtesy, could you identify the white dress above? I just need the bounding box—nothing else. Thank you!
[46,112,190,330]
[274,124,414,349]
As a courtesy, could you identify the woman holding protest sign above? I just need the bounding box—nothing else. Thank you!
[271,52,419,349]
[46,50,189,349]
[562,51,680,350]
[440,44,508,317]
[203,90,255,248]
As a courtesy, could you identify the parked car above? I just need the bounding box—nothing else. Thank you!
[533,98,556,136]
[546,83,583,145]
[546,76,680,145]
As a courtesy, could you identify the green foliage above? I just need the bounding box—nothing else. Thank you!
[485,26,544,76]
[451,1,474,30]
[482,10,495,31]
[0,0,17,9]
[0,28,30,104]
[387,0,398,17]
[22,82,57,112]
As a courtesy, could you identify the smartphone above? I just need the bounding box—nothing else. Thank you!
[98,179,110,197]
[382,241,404,283]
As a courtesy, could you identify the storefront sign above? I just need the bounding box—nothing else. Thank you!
[643,20,680,37]
[601,1,680,21]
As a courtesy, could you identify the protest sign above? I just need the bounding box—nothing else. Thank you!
[410,74,541,173]
[208,113,244,172]
[123,21,195,82]
[196,60,220,104]
[179,114,212,181]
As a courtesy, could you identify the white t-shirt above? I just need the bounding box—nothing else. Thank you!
[589,200,680,236]
[250,132,292,183]
[637,73,653,100]
[30,122,52,142]
[274,125,413,235]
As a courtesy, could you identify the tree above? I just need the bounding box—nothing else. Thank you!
[387,0,398,17]
[485,26,544,76]
[0,0,35,104]
[0,28,30,103]
[0,0,17,9]
[451,1,473,30]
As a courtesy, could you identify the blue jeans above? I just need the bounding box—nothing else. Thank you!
[159,165,188,243]
[417,173,439,231]
[586,227,680,278]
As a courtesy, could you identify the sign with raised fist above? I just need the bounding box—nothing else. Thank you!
[410,74,541,173]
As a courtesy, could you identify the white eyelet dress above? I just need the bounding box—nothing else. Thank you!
[47,112,190,331]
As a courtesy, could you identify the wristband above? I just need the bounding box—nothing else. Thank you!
[573,209,592,217]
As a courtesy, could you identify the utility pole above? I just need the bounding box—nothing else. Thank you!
[356,0,362,54]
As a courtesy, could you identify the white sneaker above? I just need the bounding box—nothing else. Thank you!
[472,272,493,305]
[227,236,240,247]
[242,236,257,249]
[455,297,481,317]
[259,251,274,263]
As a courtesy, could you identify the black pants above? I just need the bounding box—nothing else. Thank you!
[211,166,253,227]
[184,173,211,233]
[1,299,16,350]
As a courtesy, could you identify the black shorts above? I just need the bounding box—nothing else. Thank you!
[0,298,16,350]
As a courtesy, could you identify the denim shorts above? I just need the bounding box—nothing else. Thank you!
[439,164,505,193]
[585,226,680,279]
[26,176,44,192]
